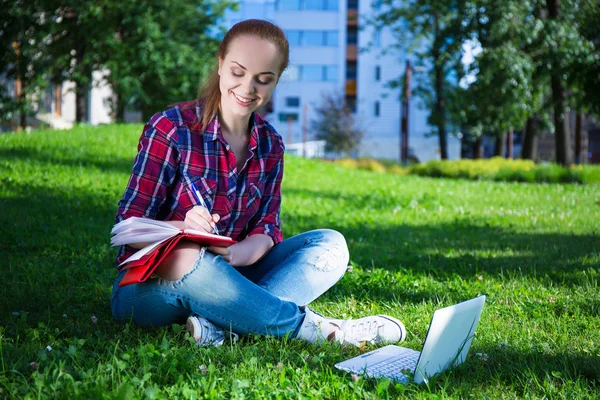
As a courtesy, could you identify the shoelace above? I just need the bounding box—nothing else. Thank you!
[348,320,383,342]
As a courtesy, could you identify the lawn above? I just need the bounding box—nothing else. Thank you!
[1,124,599,399]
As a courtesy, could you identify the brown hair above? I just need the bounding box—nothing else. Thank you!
[197,19,289,130]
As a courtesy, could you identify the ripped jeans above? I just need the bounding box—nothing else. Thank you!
[111,229,349,338]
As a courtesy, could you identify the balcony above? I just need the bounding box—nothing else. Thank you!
[347,9,358,26]
[345,79,357,95]
[346,44,357,61]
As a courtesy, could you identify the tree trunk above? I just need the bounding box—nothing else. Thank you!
[550,76,572,165]
[75,36,88,123]
[574,111,582,164]
[433,12,448,160]
[522,116,539,160]
[507,129,514,159]
[472,137,483,159]
[546,0,572,165]
[75,81,89,123]
[114,88,126,122]
[494,132,507,157]
[17,80,26,130]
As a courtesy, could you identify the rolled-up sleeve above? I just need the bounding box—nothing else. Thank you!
[246,150,284,245]
[116,114,180,224]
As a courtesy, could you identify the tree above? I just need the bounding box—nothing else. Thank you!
[0,0,50,129]
[311,93,364,156]
[40,1,113,123]
[454,0,545,158]
[1,0,233,126]
[373,0,466,160]
[103,0,234,121]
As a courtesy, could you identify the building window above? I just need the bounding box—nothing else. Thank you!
[374,101,380,117]
[304,31,324,46]
[279,112,299,122]
[375,66,381,81]
[286,30,302,46]
[279,0,301,11]
[346,62,357,79]
[305,0,324,10]
[325,66,338,81]
[345,96,357,113]
[281,65,300,81]
[348,0,358,11]
[373,30,381,47]
[325,0,338,10]
[325,31,338,46]
[286,97,300,107]
[302,65,323,81]
[347,29,358,45]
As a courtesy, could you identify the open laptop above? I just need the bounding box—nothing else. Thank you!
[335,295,486,384]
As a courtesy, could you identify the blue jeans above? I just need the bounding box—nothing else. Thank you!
[111,229,348,338]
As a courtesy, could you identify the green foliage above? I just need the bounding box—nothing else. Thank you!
[1,125,600,398]
[102,0,235,120]
[371,0,599,163]
[332,156,600,185]
[407,157,600,184]
[311,92,364,156]
[0,0,233,124]
[0,0,51,126]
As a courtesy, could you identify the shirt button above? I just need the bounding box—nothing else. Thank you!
[227,194,234,200]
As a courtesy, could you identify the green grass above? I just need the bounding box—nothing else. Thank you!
[1,125,599,399]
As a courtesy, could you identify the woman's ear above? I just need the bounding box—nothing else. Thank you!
[217,58,223,76]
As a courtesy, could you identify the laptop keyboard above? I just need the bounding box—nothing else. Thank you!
[367,349,420,381]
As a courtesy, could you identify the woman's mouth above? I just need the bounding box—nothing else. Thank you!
[233,92,256,107]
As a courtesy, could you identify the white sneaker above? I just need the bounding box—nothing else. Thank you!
[338,315,406,347]
[186,315,238,347]
[296,307,406,347]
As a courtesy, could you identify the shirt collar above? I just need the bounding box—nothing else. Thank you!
[203,111,260,152]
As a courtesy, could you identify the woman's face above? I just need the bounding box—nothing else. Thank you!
[218,36,281,121]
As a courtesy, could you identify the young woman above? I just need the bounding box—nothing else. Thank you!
[111,19,406,347]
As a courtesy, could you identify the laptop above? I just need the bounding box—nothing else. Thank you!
[335,295,486,384]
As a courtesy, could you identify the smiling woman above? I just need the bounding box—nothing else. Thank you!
[110,19,406,350]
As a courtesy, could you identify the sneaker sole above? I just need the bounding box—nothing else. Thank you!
[186,316,201,339]
[376,315,407,343]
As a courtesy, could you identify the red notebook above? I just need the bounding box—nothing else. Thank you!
[111,217,236,287]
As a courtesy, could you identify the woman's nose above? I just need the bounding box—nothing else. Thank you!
[242,77,255,95]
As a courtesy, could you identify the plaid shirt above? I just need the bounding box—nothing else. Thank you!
[115,101,284,266]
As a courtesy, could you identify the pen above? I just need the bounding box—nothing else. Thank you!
[190,182,220,235]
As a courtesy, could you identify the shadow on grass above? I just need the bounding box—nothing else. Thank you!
[451,347,600,389]
[2,174,599,323]
[327,345,600,395]
[0,146,135,174]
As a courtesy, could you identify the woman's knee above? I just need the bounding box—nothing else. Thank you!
[313,229,350,274]
[154,242,202,281]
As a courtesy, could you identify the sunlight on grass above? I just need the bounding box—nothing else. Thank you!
[1,125,599,398]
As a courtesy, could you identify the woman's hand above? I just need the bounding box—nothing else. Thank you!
[208,243,240,266]
[208,234,274,267]
[184,206,220,233]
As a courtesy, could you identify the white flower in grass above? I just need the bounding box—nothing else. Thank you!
[199,364,208,375]
[351,373,360,382]
[46,346,52,352]
[91,315,98,324]
[475,352,488,362]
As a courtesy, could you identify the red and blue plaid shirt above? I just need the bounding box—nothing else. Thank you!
[115,101,284,266]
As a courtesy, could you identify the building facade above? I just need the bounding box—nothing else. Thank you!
[223,0,460,162]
